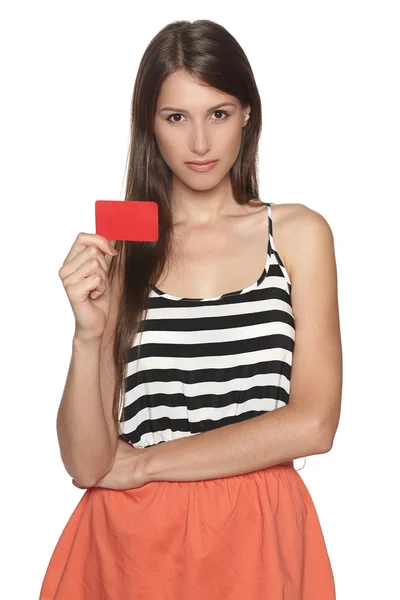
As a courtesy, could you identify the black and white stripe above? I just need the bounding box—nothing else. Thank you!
[119,202,295,449]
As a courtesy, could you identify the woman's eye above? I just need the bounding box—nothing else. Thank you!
[166,110,229,125]
[213,110,229,121]
[167,114,185,124]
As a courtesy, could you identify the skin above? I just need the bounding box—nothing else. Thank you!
[73,69,342,490]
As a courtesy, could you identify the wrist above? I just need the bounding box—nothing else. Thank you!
[72,333,102,350]
[136,445,157,484]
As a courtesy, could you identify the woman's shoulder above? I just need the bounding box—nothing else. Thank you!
[269,202,334,281]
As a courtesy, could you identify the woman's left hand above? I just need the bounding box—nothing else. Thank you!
[72,439,150,490]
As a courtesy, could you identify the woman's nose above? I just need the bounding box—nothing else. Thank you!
[189,123,211,154]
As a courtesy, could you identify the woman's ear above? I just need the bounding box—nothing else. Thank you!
[243,105,251,127]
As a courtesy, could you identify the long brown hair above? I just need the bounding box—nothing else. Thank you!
[107,19,264,434]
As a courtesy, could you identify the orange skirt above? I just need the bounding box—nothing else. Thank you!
[39,461,335,599]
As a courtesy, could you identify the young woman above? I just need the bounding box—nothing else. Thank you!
[40,19,342,599]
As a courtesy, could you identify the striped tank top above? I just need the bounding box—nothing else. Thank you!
[118,202,295,449]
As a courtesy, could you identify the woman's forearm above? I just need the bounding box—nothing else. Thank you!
[138,405,329,484]
[56,335,114,487]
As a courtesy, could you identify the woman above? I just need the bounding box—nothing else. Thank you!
[40,19,342,599]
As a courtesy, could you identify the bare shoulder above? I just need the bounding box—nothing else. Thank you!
[271,202,335,280]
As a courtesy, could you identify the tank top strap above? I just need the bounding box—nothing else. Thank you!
[264,202,275,273]
[265,202,292,290]
[265,202,276,267]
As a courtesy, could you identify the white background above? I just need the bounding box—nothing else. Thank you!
[1,1,399,598]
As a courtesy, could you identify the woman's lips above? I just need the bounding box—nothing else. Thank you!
[185,160,218,172]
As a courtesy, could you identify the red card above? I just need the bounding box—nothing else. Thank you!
[95,200,158,242]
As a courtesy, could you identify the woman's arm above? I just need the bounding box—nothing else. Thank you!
[57,277,121,488]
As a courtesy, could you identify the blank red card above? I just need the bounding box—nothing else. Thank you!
[95,200,158,242]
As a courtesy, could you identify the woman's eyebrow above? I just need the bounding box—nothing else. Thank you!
[159,102,237,113]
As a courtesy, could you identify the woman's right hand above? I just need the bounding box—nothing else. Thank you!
[58,232,119,342]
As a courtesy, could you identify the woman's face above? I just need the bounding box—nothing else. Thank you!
[153,69,250,191]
